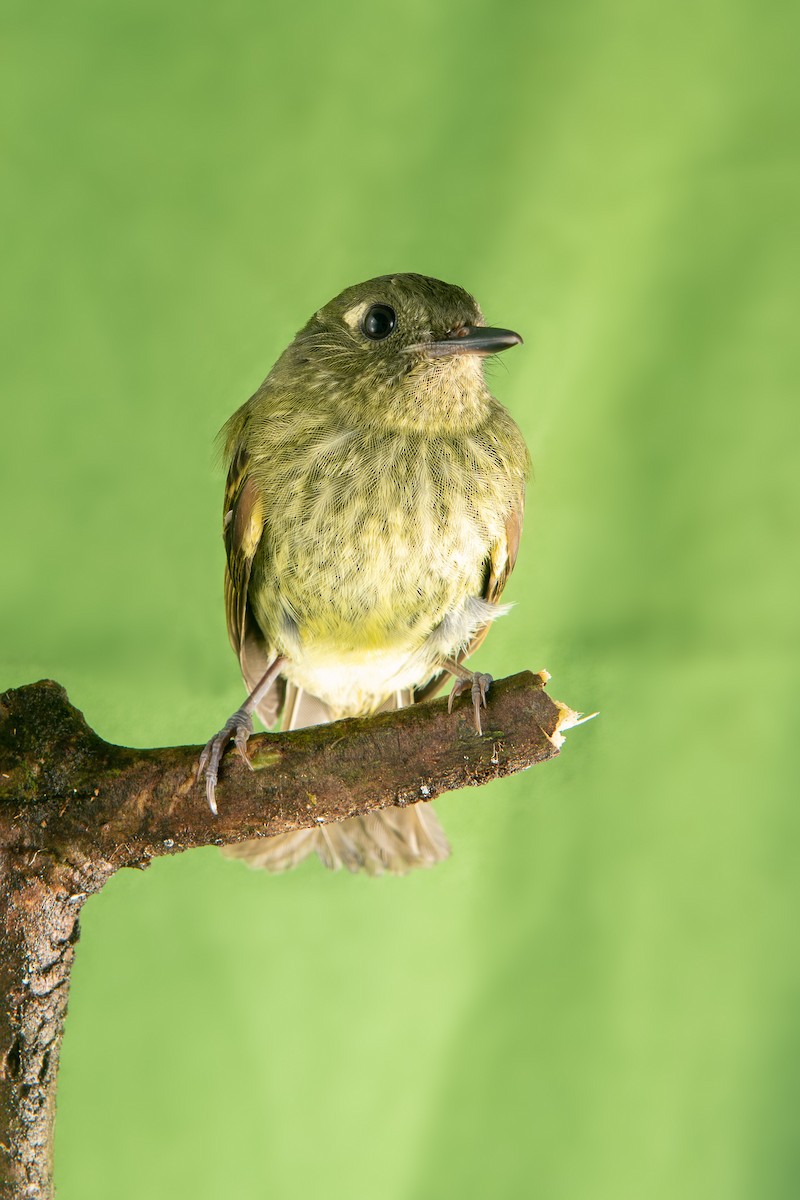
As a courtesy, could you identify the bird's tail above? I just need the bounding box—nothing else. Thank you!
[221,683,450,875]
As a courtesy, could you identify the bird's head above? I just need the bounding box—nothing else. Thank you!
[275,273,523,432]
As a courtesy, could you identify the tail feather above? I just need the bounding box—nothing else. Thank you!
[222,682,450,875]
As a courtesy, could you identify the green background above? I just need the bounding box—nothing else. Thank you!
[1,0,797,1196]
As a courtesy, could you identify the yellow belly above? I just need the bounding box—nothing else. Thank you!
[282,643,426,716]
[247,419,526,710]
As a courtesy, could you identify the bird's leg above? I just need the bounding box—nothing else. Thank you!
[442,658,492,736]
[197,656,286,815]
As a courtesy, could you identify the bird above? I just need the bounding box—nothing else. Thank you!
[197,272,530,874]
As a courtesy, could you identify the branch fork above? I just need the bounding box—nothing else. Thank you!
[0,670,584,1198]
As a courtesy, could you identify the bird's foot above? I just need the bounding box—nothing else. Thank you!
[448,672,493,735]
[196,707,254,815]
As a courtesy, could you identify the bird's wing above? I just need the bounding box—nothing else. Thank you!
[223,445,260,655]
[413,498,524,704]
[222,444,284,726]
[471,497,524,652]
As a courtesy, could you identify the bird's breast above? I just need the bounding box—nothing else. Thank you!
[249,422,522,667]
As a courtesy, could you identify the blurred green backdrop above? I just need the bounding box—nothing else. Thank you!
[1,0,797,1197]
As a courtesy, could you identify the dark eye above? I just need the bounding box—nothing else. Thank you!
[362,304,396,340]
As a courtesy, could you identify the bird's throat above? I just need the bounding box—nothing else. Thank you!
[379,355,491,434]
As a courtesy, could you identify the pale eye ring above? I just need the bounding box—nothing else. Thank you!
[361,304,396,340]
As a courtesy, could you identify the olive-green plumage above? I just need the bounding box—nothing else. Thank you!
[207,273,530,874]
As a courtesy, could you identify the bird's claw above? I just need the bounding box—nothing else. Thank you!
[196,708,254,815]
[234,722,254,769]
[448,672,493,735]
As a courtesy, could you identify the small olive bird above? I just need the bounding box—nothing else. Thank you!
[198,273,529,874]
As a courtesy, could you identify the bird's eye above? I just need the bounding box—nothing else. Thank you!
[361,304,396,341]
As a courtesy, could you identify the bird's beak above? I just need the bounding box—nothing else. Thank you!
[424,325,523,358]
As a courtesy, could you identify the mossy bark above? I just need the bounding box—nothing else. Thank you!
[0,671,571,1197]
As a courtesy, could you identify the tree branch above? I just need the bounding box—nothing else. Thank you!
[0,670,579,1198]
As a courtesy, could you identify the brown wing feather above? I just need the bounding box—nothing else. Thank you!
[413,498,524,704]
[222,446,284,726]
[466,498,524,656]
[223,447,262,654]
